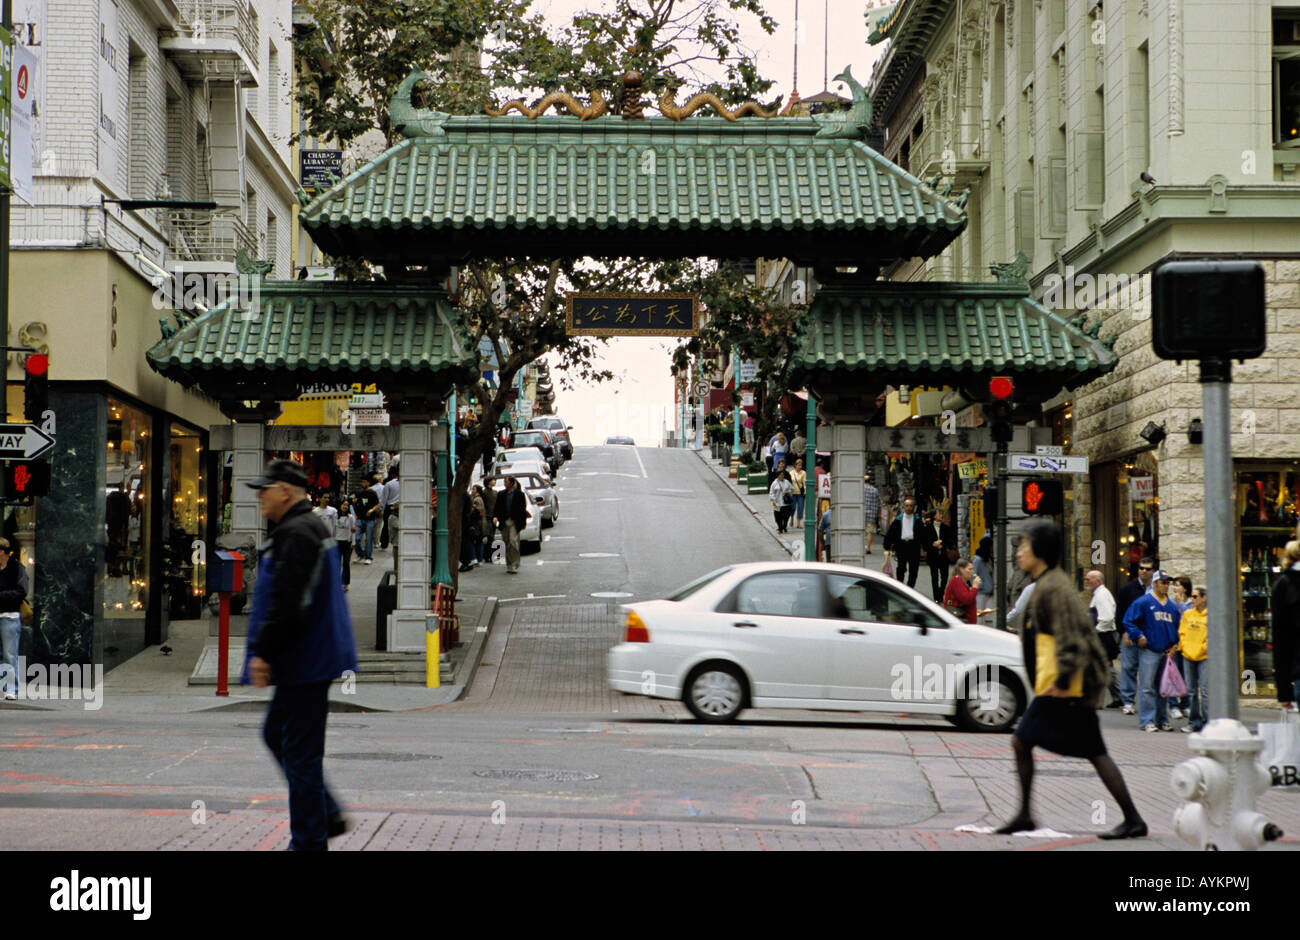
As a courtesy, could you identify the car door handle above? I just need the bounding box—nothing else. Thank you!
[732,621,759,629]
[838,628,867,635]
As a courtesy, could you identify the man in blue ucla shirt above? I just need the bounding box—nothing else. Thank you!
[1122,569,1181,732]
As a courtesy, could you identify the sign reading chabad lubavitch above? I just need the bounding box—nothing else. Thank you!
[566,293,700,337]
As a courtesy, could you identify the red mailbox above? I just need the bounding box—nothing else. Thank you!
[212,550,244,697]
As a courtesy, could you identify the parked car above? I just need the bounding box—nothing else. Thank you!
[605,436,636,445]
[529,416,573,460]
[509,428,562,472]
[494,448,553,481]
[607,561,1029,730]
[484,473,546,551]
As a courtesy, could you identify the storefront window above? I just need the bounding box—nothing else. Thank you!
[1236,462,1300,690]
[105,399,151,618]
[165,426,206,619]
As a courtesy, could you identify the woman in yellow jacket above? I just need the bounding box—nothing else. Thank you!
[1177,588,1209,732]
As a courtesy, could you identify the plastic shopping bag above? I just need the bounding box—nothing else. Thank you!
[1159,655,1187,698]
[1258,712,1300,788]
[882,554,894,578]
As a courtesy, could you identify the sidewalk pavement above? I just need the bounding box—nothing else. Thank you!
[9,545,501,715]
[695,447,810,558]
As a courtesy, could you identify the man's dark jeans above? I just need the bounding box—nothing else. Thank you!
[379,506,395,549]
[263,680,340,851]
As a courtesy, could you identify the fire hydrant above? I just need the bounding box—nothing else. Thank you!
[1171,718,1284,851]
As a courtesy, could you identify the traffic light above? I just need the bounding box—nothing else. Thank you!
[3,460,50,500]
[24,353,48,423]
[987,375,1014,444]
[982,485,997,521]
[1022,478,1063,516]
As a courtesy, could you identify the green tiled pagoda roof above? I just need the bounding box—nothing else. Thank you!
[792,282,1118,386]
[300,115,966,266]
[146,282,479,400]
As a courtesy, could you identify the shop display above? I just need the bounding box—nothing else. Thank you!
[1236,465,1300,691]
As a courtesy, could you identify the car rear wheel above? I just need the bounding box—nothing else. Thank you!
[684,664,747,723]
[954,667,1023,733]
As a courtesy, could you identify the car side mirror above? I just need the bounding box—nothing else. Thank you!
[910,613,929,636]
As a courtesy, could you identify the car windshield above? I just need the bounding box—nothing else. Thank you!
[667,567,733,602]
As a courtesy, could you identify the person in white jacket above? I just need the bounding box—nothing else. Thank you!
[769,470,795,533]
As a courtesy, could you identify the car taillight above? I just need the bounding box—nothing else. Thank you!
[624,611,650,643]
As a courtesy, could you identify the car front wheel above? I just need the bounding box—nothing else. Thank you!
[684,664,747,723]
[953,667,1023,733]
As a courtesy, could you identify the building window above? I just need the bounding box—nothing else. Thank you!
[106,399,152,619]
[1274,11,1300,147]
[165,426,207,620]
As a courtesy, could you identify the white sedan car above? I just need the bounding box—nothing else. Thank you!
[607,562,1030,731]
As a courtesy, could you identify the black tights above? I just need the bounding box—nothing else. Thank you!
[1003,736,1141,828]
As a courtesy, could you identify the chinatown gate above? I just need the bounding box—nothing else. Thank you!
[146,69,1115,652]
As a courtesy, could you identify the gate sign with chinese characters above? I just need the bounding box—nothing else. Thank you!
[866,426,1032,454]
[566,293,699,337]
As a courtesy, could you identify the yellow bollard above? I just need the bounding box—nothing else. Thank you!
[425,615,441,688]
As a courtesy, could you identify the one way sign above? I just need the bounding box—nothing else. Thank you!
[0,424,55,460]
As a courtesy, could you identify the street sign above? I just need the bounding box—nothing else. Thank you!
[695,381,709,398]
[1035,445,1063,456]
[0,423,54,459]
[1007,453,1088,474]
[301,149,344,192]
[737,360,758,383]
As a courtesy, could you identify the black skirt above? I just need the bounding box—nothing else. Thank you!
[1013,696,1107,758]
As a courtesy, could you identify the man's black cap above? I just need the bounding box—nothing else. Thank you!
[247,459,309,490]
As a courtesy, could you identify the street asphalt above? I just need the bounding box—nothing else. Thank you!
[1,446,1297,851]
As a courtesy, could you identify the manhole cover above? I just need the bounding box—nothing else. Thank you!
[1032,769,1094,778]
[473,769,600,781]
[330,752,442,761]
[237,721,370,730]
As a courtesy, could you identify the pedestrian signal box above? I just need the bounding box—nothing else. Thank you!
[1022,478,1063,516]
[3,460,50,500]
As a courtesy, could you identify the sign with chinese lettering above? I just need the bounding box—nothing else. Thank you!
[867,426,1031,454]
[301,149,344,192]
[566,293,699,337]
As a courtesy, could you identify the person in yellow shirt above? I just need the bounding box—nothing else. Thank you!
[1177,588,1208,732]
[994,520,1147,839]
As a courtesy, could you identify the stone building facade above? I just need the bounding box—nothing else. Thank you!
[868,0,1300,688]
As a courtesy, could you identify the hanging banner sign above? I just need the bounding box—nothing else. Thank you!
[1130,476,1154,501]
[566,292,699,337]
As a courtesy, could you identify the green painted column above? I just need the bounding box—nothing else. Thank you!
[432,416,452,587]
[731,348,742,459]
[804,392,816,562]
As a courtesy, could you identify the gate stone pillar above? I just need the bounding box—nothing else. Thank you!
[389,421,432,651]
[229,421,266,549]
[829,423,867,567]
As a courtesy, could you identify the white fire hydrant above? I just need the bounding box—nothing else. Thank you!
[1171,718,1284,851]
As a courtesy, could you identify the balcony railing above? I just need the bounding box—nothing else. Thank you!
[162,1,260,84]
[164,210,256,265]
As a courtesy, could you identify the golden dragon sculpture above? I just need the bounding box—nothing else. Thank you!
[657,89,776,121]
[485,90,608,120]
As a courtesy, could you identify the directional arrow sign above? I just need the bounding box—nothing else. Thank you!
[1008,453,1089,474]
[0,424,55,459]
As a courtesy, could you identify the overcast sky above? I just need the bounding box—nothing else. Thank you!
[527,1,887,447]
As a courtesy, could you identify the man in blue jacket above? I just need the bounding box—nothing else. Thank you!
[1122,569,1180,733]
[244,460,358,850]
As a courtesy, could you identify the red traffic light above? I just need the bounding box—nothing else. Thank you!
[989,375,1014,400]
[25,353,48,376]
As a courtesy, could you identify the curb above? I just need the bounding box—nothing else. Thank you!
[443,594,499,703]
[694,449,798,555]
